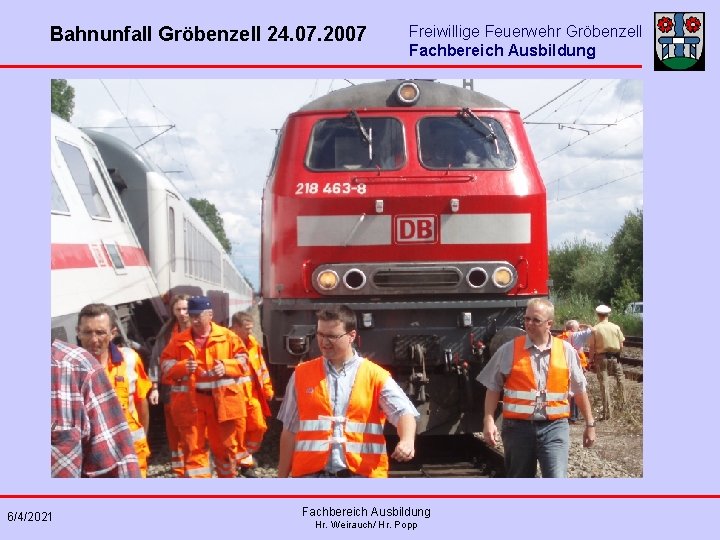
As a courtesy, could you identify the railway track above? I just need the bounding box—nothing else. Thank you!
[620,336,643,382]
[386,434,505,478]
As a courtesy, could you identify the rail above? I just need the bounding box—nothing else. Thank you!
[624,336,643,348]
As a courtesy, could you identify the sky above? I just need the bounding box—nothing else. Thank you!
[65,78,643,290]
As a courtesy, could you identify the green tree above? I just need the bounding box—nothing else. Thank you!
[549,239,605,295]
[51,79,75,121]
[188,197,232,253]
[609,208,643,298]
[570,246,613,301]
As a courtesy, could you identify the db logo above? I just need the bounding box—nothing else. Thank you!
[394,215,437,243]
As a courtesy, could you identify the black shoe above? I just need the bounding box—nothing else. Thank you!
[240,467,257,478]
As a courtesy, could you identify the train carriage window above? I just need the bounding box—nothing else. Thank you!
[168,206,176,273]
[57,139,111,219]
[102,241,127,274]
[92,157,125,223]
[418,116,516,170]
[306,117,405,171]
[51,173,69,213]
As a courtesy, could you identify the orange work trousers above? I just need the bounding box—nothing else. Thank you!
[178,393,240,478]
[238,399,267,467]
[234,416,249,465]
[133,434,151,478]
[164,403,184,477]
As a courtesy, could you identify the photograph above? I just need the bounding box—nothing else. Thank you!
[51,78,642,479]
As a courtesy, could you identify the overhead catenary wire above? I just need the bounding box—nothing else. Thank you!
[517,79,643,208]
[551,169,643,202]
[544,134,643,188]
[522,79,586,121]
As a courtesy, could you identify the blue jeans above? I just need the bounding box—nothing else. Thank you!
[501,418,570,478]
[569,397,580,421]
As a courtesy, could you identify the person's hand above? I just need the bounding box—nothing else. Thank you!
[148,387,159,405]
[186,358,197,374]
[583,425,596,448]
[391,440,415,462]
[210,360,226,377]
[482,420,500,447]
[234,353,249,370]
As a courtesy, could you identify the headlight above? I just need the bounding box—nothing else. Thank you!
[395,81,420,105]
[316,270,339,290]
[492,266,514,288]
[466,267,488,288]
[343,269,367,290]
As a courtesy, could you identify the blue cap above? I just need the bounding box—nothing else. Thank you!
[188,296,212,314]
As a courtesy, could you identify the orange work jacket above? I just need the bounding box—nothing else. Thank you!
[160,322,250,427]
[291,357,390,478]
[503,336,570,420]
[244,335,274,417]
[107,344,152,467]
[558,331,588,369]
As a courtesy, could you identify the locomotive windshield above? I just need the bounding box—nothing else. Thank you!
[306,116,405,171]
[418,116,516,170]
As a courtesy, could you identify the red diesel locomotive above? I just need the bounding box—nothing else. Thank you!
[261,79,548,435]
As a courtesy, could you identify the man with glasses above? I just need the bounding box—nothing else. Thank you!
[277,305,419,478]
[477,298,595,478]
[160,296,250,478]
[76,303,152,477]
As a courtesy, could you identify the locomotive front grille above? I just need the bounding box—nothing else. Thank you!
[373,269,462,288]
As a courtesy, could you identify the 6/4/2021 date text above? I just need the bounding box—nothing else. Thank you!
[7,511,52,522]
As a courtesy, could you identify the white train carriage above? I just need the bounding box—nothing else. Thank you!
[51,115,165,344]
[85,129,253,324]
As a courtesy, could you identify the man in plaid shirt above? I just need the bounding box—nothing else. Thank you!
[51,339,141,478]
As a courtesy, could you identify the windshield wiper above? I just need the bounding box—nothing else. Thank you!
[458,108,499,155]
[349,110,373,161]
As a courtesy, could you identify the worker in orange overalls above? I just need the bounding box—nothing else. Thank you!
[558,319,592,422]
[160,296,250,478]
[77,303,152,477]
[230,311,274,477]
[148,294,191,477]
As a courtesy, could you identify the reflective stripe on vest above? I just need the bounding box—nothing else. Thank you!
[171,377,249,392]
[503,336,570,420]
[195,376,249,390]
[291,357,390,478]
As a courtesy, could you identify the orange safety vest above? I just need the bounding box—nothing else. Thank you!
[291,357,390,478]
[503,336,570,420]
[558,331,588,369]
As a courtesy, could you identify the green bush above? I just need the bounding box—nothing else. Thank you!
[551,294,643,337]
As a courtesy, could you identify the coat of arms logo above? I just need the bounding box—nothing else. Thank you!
[655,12,705,71]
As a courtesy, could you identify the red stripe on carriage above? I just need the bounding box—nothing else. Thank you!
[51,243,149,270]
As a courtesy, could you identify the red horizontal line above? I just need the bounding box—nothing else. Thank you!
[2,494,719,499]
[1,63,642,69]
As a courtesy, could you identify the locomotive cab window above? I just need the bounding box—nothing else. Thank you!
[418,115,516,170]
[306,116,405,171]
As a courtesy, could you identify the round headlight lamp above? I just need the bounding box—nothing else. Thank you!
[317,270,339,291]
[395,81,420,105]
[492,266,514,288]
